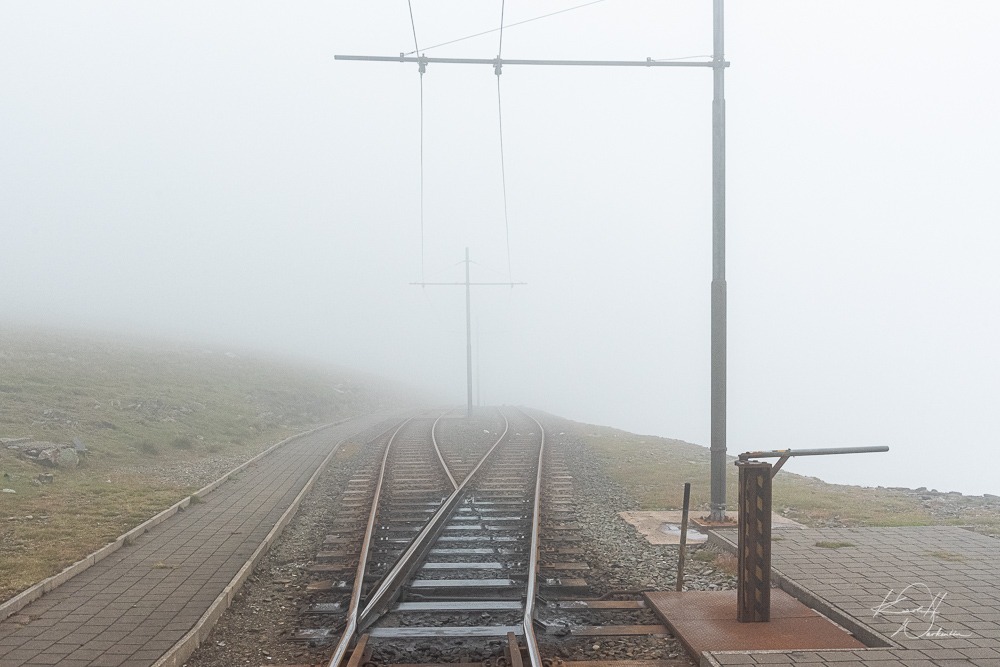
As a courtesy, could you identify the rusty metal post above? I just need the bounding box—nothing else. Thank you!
[736,460,771,622]
[676,482,691,591]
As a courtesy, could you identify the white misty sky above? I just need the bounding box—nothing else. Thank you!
[1,2,997,496]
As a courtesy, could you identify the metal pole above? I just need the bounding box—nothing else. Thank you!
[709,0,728,523]
[676,482,691,592]
[465,247,473,417]
[410,253,522,411]
[476,317,481,407]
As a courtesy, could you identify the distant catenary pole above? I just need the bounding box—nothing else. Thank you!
[408,249,524,415]
[465,247,473,417]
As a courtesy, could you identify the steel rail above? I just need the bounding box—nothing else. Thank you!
[519,409,546,667]
[326,418,413,667]
[357,408,468,601]
[355,410,511,631]
[430,411,459,490]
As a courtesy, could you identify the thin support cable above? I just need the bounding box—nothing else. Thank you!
[497,0,512,284]
[496,75,512,284]
[407,0,425,283]
[406,0,420,53]
[498,0,506,57]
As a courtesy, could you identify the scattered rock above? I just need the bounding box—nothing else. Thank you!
[10,441,81,468]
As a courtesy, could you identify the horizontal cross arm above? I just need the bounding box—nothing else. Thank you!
[335,54,726,69]
[738,446,889,461]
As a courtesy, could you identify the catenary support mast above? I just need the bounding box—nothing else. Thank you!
[710,0,728,521]
[339,4,729,513]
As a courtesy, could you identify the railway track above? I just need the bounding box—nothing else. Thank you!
[295,408,680,667]
[292,408,539,665]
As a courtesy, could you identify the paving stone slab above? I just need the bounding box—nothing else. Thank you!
[703,526,999,666]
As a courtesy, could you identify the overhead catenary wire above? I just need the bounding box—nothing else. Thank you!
[403,0,609,56]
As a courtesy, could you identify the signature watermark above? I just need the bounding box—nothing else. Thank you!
[871,583,973,639]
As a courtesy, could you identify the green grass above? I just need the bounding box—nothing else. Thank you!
[0,328,400,600]
[0,471,189,596]
[815,541,855,549]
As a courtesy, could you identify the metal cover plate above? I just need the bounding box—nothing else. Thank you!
[644,589,866,658]
[410,578,515,588]
[369,625,523,638]
[550,600,645,610]
[395,601,522,612]
[421,562,504,569]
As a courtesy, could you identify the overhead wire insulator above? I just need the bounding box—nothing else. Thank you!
[493,56,502,76]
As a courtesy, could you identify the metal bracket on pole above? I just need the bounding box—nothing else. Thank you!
[770,454,791,478]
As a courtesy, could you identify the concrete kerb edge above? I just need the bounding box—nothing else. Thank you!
[150,426,354,667]
[0,418,348,623]
[706,529,897,650]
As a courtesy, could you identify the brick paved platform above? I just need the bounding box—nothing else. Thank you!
[704,526,1000,667]
[0,415,390,667]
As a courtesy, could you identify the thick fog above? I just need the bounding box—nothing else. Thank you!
[2,2,998,495]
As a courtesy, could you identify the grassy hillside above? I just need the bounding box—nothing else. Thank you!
[574,422,1000,536]
[0,328,402,599]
